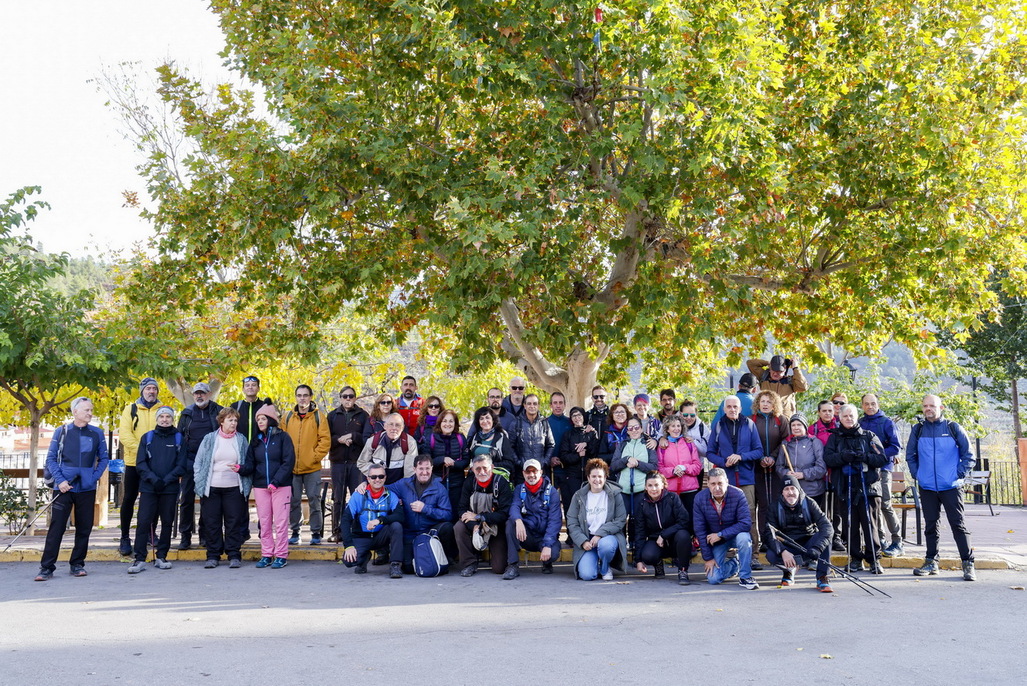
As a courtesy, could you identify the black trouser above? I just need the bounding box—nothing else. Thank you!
[344,522,404,566]
[201,486,247,561]
[841,484,879,563]
[828,484,846,543]
[178,462,202,538]
[455,520,507,573]
[330,462,366,537]
[636,531,693,568]
[134,490,177,561]
[676,491,698,521]
[555,471,581,520]
[766,536,830,578]
[402,522,456,572]
[505,526,556,565]
[119,466,140,539]
[754,467,782,549]
[922,487,973,562]
[40,490,96,572]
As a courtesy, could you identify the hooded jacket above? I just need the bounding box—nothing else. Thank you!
[657,436,702,494]
[241,425,296,489]
[135,425,187,495]
[119,400,160,467]
[808,417,838,446]
[392,474,453,540]
[635,488,691,552]
[339,487,406,545]
[706,416,764,487]
[508,476,563,550]
[762,479,833,561]
[776,434,828,498]
[823,424,888,492]
[566,481,628,577]
[282,402,332,475]
[906,417,974,491]
[858,411,901,472]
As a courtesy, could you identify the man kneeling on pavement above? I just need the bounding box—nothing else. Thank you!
[763,476,835,592]
[692,467,759,590]
[503,459,562,579]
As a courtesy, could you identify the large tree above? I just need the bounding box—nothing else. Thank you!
[122,0,1027,405]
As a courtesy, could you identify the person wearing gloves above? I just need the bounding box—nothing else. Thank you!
[763,476,834,592]
[240,404,296,568]
[117,377,162,557]
[776,413,828,511]
[128,406,187,574]
[194,407,252,569]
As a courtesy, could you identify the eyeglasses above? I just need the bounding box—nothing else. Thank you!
[627,425,642,431]
[367,474,386,480]
[427,404,441,409]
[593,394,606,400]
[379,400,393,405]
[341,394,355,399]
[680,413,696,418]
[510,386,524,391]
[488,396,503,401]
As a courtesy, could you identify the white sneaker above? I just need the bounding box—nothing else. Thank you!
[154,558,172,570]
[127,560,146,574]
[601,571,614,581]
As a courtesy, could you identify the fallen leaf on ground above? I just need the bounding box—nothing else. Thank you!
[1010,586,1025,590]
[820,654,832,659]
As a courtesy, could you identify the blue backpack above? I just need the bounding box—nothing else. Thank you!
[412,528,449,577]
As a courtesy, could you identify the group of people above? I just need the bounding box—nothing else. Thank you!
[34,357,979,590]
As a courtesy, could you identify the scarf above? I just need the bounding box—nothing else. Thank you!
[218,428,237,439]
[525,478,544,495]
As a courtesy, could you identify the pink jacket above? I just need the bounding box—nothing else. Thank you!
[808,418,837,446]
[658,438,702,493]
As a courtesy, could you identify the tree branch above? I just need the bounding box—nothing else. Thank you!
[498,298,568,391]
[593,209,646,309]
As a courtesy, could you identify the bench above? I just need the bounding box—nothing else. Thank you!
[891,471,922,546]
[964,470,995,515]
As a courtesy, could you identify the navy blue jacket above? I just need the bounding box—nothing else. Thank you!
[635,489,691,552]
[508,477,562,550]
[241,427,296,489]
[706,417,764,487]
[136,426,187,494]
[46,423,109,493]
[392,475,453,540]
[546,414,572,454]
[419,431,468,494]
[859,411,901,471]
[906,418,974,491]
[692,485,752,561]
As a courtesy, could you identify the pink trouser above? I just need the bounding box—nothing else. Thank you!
[254,486,292,558]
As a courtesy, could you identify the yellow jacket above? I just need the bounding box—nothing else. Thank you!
[282,403,331,474]
[119,401,160,467]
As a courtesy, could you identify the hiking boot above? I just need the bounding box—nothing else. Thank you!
[327,534,340,543]
[882,542,904,558]
[962,560,977,581]
[780,569,795,587]
[34,569,53,582]
[310,535,322,546]
[204,559,219,569]
[654,560,666,578]
[228,558,241,569]
[541,561,554,574]
[750,560,764,571]
[271,557,289,569]
[178,535,192,551]
[118,537,132,557]
[460,564,477,578]
[739,577,759,590]
[354,563,368,574]
[373,551,389,566]
[817,576,834,593]
[256,556,273,568]
[154,558,172,570]
[677,569,691,586]
[70,566,87,577]
[502,564,520,580]
[127,560,147,574]
[389,562,403,579]
[288,533,300,546]
[846,560,864,573]
[869,561,884,575]
[913,559,939,576]
[832,538,846,552]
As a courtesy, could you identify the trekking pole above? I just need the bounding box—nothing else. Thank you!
[774,529,891,598]
[858,469,879,561]
[4,491,60,553]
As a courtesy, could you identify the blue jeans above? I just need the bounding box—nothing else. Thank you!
[577,535,619,580]
[707,532,753,584]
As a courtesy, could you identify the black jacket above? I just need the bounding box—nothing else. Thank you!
[327,405,370,463]
[558,426,600,480]
[241,427,296,489]
[458,473,513,526]
[763,490,833,563]
[635,489,691,552]
[231,397,273,443]
[178,401,224,459]
[419,431,469,494]
[136,426,188,495]
[824,425,887,492]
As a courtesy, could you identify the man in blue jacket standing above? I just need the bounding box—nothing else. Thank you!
[503,459,562,579]
[906,395,976,581]
[692,468,758,589]
[35,397,109,581]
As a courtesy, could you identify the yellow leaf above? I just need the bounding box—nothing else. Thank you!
[820,654,832,659]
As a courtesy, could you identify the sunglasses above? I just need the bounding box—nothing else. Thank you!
[832,400,845,405]
[341,394,355,399]
[510,386,524,391]
[379,400,393,405]
[593,394,606,400]
[680,413,696,418]
[367,474,386,480]
[427,404,441,409]
[627,425,642,431]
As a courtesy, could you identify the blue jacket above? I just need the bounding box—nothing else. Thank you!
[499,396,525,435]
[546,414,572,454]
[906,418,974,491]
[241,427,296,489]
[46,423,109,493]
[711,391,754,432]
[706,417,764,487]
[859,411,901,471]
[692,485,752,561]
[508,477,563,550]
[392,475,452,540]
[340,487,406,545]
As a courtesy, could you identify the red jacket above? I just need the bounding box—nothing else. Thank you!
[396,395,423,434]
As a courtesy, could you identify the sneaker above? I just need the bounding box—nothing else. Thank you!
[127,560,147,574]
[739,577,759,590]
[178,535,192,551]
[271,557,289,569]
[869,562,884,575]
[288,533,300,546]
[255,556,273,569]
[677,570,691,586]
[962,560,977,581]
[204,559,219,569]
[780,570,795,587]
[460,564,477,578]
[373,551,389,566]
[654,561,666,578]
[882,542,904,558]
[354,563,368,574]
[327,534,340,543]
[389,562,403,579]
[155,558,172,570]
[70,566,87,577]
[750,560,764,571]
[817,576,834,593]
[502,564,520,580]
[118,537,132,557]
[310,535,322,546]
[34,569,53,582]
[832,538,846,552]
[913,559,939,577]
[601,571,614,581]
[228,558,241,569]
[846,560,864,573]
[541,561,554,574]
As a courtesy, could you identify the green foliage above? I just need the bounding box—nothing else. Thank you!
[0,471,30,535]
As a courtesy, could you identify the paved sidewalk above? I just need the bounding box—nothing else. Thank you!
[2,502,1023,570]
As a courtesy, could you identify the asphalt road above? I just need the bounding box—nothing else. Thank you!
[2,560,1024,685]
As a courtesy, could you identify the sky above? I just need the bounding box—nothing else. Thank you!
[0,1,229,256]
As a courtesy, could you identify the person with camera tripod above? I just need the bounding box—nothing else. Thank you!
[824,404,887,574]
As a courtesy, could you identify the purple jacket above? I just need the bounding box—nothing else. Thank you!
[692,485,753,561]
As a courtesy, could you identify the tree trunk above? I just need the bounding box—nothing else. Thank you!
[512,346,603,408]
[26,407,42,535]
[165,376,223,406]
[1012,377,1022,440]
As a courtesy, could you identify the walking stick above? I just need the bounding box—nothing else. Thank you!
[774,528,891,598]
[4,491,59,553]
[782,443,795,474]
